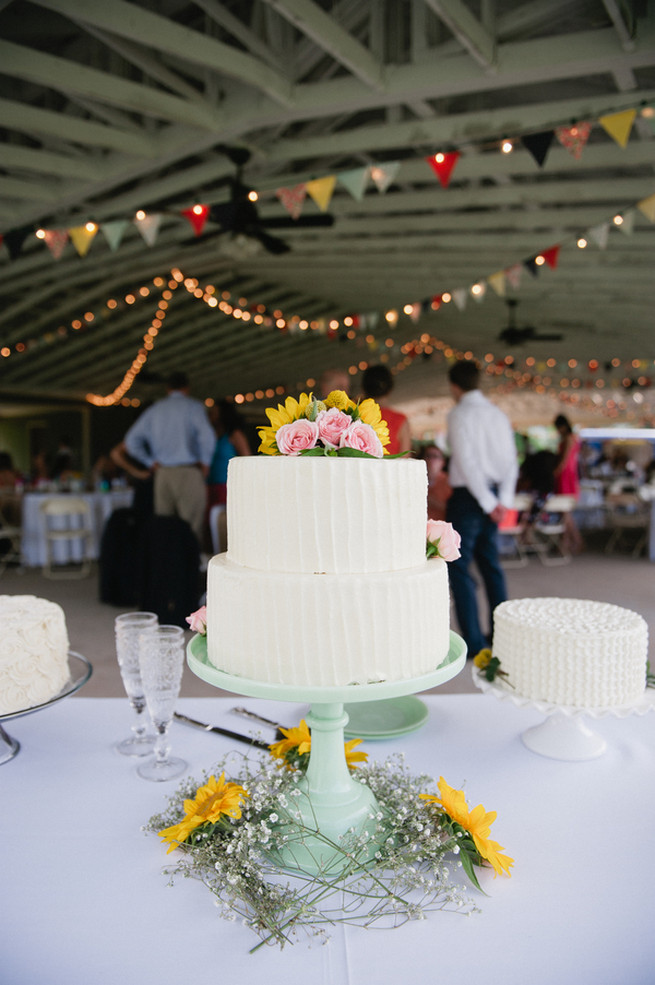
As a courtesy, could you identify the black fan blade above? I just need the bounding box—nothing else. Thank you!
[261,214,335,229]
[254,229,291,254]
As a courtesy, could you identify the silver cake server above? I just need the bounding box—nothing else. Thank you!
[173,711,270,749]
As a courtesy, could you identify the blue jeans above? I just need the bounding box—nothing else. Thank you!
[446,488,508,657]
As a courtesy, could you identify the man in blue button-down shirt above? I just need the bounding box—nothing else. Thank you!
[124,372,216,543]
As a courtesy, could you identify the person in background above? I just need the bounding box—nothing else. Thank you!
[553,413,583,554]
[361,364,411,455]
[122,371,216,543]
[207,399,252,508]
[319,367,351,396]
[419,444,452,522]
[445,359,518,658]
[51,436,74,481]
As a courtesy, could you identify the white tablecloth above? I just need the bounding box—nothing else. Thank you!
[20,489,134,566]
[2,693,654,984]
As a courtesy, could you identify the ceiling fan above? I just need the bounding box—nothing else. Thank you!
[205,146,335,255]
[497,299,564,345]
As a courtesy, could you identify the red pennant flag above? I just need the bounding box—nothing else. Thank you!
[540,245,560,270]
[181,205,210,236]
[555,121,592,160]
[430,294,442,311]
[425,152,460,189]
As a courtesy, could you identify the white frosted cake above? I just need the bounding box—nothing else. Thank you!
[0,595,70,714]
[492,597,648,708]
[206,457,451,686]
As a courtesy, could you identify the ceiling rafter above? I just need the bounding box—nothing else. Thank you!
[421,0,496,69]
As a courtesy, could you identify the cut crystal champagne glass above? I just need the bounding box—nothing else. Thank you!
[114,612,158,756]
[137,625,187,782]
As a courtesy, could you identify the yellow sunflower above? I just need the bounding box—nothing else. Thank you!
[357,397,390,450]
[269,720,368,769]
[257,393,312,454]
[420,776,514,877]
[158,772,248,853]
[473,648,493,669]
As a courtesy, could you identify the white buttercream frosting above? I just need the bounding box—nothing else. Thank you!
[492,597,648,708]
[0,595,70,714]
[207,456,451,686]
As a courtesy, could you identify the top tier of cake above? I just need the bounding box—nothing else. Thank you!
[226,456,428,574]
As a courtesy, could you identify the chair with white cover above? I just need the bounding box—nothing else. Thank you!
[40,496,93,578]
[533,494,578,565]
[498,493,534,567]
[604,492,650,557]
[0,493,23,575]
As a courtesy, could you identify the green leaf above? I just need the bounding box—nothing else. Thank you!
[458,849,486,894]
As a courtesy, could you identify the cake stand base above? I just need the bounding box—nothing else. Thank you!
[520,711,607,761]
[187,632,466,875]
[0,724,20,764]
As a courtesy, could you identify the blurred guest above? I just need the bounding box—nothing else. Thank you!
[419,445,452,522]
[553,414,583,553]
[319,367,351,396]
[0,451,22,526]
[109,442,154,521]
[31,449,50,486]
[51,436,74,481]
[0,451,20,488]
[445,360,518,658]
[207,399,252,507]
[361,365,411,455]
[122,372,215,542]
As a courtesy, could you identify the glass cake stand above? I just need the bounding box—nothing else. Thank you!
[0,652,93,765]
[472,665,655,761]
[187,631,466,874]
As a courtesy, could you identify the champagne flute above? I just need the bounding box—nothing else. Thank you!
[137,625,187,782]
[114,612,158,756]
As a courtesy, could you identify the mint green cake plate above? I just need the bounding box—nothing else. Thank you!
[187,632,466,874]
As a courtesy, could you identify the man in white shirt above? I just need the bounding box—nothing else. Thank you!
[445,360,518,658]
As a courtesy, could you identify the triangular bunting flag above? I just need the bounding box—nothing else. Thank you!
[369,162,400,193]
[425,152,460,189]
[181,204,210,236]
[523,256,540,277]
[452,288,467,311]
[505,264,522,290]
[599,108,636,148]
[430,294,443,311]
[541,245,560,270]
[338,167,369,201]
[588,222,609,249]
[68,224,98,257]
[101,220,129,252]
[3,226,33,260]
[521,131,555,168]
[487,271,506,296]
[409,302,422,323]
[366,312,379,329]
[306,175,336,212]
[134,213,162,246]
[617,210,635,235]
[275,184,307,219]
[43,229,69,260]
[554,121,592,160]
[637,192,655,222]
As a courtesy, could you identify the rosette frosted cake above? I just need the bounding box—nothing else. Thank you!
[492,597,648,709]
[0,595,71,714]
[206,456,451,686]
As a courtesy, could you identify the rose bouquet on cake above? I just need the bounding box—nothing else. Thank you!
[257,389,390,457]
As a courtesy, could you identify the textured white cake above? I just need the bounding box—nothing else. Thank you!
[0,595,70,714]
[206,456,451,686]
[492,597,648,708]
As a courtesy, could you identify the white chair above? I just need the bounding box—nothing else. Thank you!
[604,492,650,558]
[0,494,23,575]
[533,494,578,565]
[40,496,94,578]
[498,493,534,567]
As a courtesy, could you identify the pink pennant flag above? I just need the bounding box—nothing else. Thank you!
[555,121,592,160]
[505,264,522,290]
[275,184,307,220]
[181,204,210,236]
[425,152,460,189]
[43,229,69,260]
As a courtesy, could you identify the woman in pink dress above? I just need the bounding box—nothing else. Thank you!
[553,414,583,553]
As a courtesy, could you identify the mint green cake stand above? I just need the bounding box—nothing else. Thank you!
[187,631,466,874]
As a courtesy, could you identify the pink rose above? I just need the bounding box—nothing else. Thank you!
[316,407,352,448]
[186,605,207,635]
[426,520,461,561]
[339,420,384,457]
[276,419,320,455]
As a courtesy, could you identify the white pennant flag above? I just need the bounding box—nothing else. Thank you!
[452,288,467,311]
[616,210,635,235]
[369,162,400,193]
[134,213,162,246]
[588,222,609,249]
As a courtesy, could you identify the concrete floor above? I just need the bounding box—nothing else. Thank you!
[1,528,653,700]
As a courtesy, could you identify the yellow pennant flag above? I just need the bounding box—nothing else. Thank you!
[598,108,636,148]
[487,271,506,296]
[637,192,655,222]
[68,224,98,257]
[306,175,336,212]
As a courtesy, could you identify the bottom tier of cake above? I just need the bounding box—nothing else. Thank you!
[206,555,451,687]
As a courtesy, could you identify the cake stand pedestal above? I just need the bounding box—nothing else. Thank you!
[0,652,92,765]
[187,631,466,874]
[472,666,655,761]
